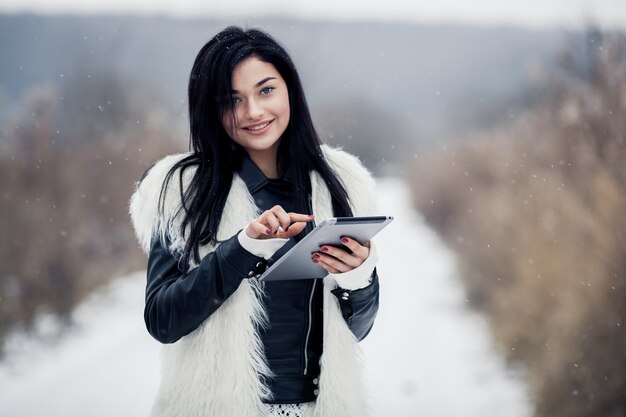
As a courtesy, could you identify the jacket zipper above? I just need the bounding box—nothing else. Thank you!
[303,279,317,376]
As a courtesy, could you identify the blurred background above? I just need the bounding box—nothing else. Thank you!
[0,1,624,416]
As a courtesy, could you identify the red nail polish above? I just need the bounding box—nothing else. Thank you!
[320,247,328,252]
[341,237,349,244]
[312,254,320,260]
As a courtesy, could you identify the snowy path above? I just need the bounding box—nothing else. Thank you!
[361,178,531,416]
[0,178,531,417]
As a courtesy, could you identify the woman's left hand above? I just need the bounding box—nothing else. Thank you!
[311,236,370,274]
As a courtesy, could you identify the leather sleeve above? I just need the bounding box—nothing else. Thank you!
[330,268,380,341]
[144,232,266,344]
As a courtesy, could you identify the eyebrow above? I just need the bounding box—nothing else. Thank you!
[231,77,276,93]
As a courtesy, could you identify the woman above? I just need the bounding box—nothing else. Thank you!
[129,26,380,417]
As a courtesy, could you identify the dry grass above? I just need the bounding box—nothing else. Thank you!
[408,34,626,417]
[0,77,182,352]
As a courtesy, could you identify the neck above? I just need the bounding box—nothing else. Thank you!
[254,159,280,179]
[248,151,280,179]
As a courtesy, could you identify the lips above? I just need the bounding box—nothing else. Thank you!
[242,119,274,133]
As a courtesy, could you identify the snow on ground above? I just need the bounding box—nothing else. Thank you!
[0,273,160,417]
[361,178,531,417]
[0,177,532,417]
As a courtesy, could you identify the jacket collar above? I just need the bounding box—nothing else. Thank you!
[236,152,294,194]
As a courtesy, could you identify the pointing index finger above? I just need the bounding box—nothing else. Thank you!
[288,213,315,223]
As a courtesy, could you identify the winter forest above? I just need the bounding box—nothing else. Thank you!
[0,5,625,417]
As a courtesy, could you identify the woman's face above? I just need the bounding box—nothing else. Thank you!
[222,56,290,171]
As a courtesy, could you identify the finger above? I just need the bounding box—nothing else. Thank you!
[318,245,362,268]
[269,205,291,230]
[276,221,307,239]
[260,210,281,234]
[312,252,351,273]
[246,221,270,239]
[288,213,315,225]
[312,255,341,274]
[340,236,370,260]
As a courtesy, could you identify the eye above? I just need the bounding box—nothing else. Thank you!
[230,96,242,105]
[260,86,275,95]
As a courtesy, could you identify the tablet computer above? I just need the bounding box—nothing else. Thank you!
[258,215,393,282]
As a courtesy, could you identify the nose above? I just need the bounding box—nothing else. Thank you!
[244,98,264,120]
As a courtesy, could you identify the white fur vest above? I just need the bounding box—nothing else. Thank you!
[129,145,377,417]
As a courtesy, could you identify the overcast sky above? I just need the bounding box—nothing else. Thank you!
[1,0,625,29]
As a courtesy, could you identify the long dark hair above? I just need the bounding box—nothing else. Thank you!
[155,26,353,268]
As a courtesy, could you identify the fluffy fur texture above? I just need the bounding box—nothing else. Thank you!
[129,145,377,417]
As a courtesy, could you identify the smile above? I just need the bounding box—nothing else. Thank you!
[242,119,274,134]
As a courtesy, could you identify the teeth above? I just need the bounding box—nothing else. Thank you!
[246,121,270,131]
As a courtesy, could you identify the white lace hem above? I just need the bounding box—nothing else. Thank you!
[260,402,315,417]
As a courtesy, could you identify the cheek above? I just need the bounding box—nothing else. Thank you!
[221,111,237,137]
[277,93,291,122]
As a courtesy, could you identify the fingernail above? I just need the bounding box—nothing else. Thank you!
[341,237,349,244]
[312,258,318,263]
[285,225,289,232]
[265,229,273,235]
[312,254,320,260]
[320,246,328,252]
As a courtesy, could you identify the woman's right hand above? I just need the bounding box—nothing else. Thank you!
[246,205,314,240]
